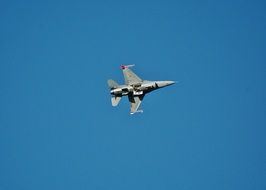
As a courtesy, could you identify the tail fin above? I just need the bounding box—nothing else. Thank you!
[111,96,122,106]
[107,79,119,89]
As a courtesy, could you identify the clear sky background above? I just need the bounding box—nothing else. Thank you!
[1,0,266,189]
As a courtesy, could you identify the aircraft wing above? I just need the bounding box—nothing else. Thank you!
[121,65,142,85]
[128,95,145,114]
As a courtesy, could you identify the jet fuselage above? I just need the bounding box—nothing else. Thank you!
[107,65,175,114]
[110,81,175,96]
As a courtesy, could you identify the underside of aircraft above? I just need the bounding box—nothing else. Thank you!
[107,65,175,114]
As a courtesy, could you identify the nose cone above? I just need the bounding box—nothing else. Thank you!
[165,81,175,86]
[156,81,175,88]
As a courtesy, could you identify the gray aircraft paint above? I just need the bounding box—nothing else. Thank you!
[107,65,175,114]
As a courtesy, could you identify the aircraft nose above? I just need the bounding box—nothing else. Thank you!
[156,81,175,88]
[166,81,175,86]
[162,81,175,87]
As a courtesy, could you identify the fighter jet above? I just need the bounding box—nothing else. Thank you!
[107,65,175,114]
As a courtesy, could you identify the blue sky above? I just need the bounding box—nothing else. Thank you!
[0,0,266,189]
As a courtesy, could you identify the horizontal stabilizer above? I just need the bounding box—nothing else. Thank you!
[111,96,122,106]
[108,79,119,89]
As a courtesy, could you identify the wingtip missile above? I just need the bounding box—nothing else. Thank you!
[130,110,143,115]
[121,64,135,70]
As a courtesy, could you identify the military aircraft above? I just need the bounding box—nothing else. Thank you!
[107,65,175,114]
